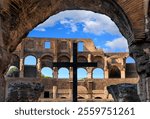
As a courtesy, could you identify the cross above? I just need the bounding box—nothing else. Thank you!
[53,43,97,102]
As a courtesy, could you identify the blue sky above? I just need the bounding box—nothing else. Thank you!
[26,10,135,79]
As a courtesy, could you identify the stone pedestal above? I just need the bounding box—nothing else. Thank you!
[53,86,57,99]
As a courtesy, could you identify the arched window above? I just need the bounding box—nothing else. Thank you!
[126,57,135,63]
[77,68,87,80]
[126,57,138,78]
[24,55,37,65]
[78,42,84,52]
[93,68,104,79]
[6,66,19,77]
[41,67,53,78]
[24,55,37,77]
[58,68,69,79]
[109,66,121,78]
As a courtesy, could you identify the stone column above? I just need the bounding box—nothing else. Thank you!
[146,77,150,101]
[88,54,91,62]
[69,89,72,100]
[88,81,93,99]
[104,57,108,79]
[104,70,109,79]
[121,69,125,78]
[53,67,58,79]
[53,86,57,99]
[69,67,73,80]
[129,43,150,101]
[19,58,24,78]
[87,68,92,79]
[37,58,41,78]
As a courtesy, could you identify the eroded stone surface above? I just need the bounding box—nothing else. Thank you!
[6,82,44,102]
[107,84,140,102]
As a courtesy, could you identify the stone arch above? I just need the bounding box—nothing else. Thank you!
[77,68,87,80]
[109,65,121,78]
[24,55,37,77]
[77,56,87,62]
[41,67,53,78]
[10,54,20,69]
[41,55,53,68]
[93,56,104,68]
[3,0,136,55]
[125,57,138,78]
[58,55,70,62]
[92,68,104,79]
[95,97,102,99]
[58,68,69,79]
[6,54,20,77]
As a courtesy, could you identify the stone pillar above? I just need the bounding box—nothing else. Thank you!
[87,68,92,79]
[104,70,109,79]
[37,58,41,78]
[129,43,150,101]
[146,77,150,101]
[53,67,58,79]
[104,57,108,79]
[0,76,6,101]
[88,81,93,99]
[121,69,125,78]
[69,89,72,100]
[69,67,73,80]
[88,54,91,62]
[19,58,24,78]
[53,86,57,99]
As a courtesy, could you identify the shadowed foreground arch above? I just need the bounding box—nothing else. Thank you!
[0,0,150,102]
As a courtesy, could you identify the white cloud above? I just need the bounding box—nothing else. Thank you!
[105,37,129,52]
[34,28,46,32]
[35,10,120,35]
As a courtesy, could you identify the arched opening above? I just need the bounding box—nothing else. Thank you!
[93,56,104,68]
[93,68,104,79]
[126,57,135,64]
[78,42,84,52]
[77,56,87,62]
[58,56,70,62]
[6,54,20,77]
[58,68,69,79]
[41,67,53,78]
[95,97,102,99]
[125,57,138,78]
[41,55,53,68]
[60,97,67,99]
[78,96,85,99]
[109,66,121,78]
[77,68,87,80]
[24,55,37,77]
[6,66,19,77]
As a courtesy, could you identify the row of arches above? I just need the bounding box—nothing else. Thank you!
[24,55,135,66]
[7,54,136,79]
[41,67,104,79]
